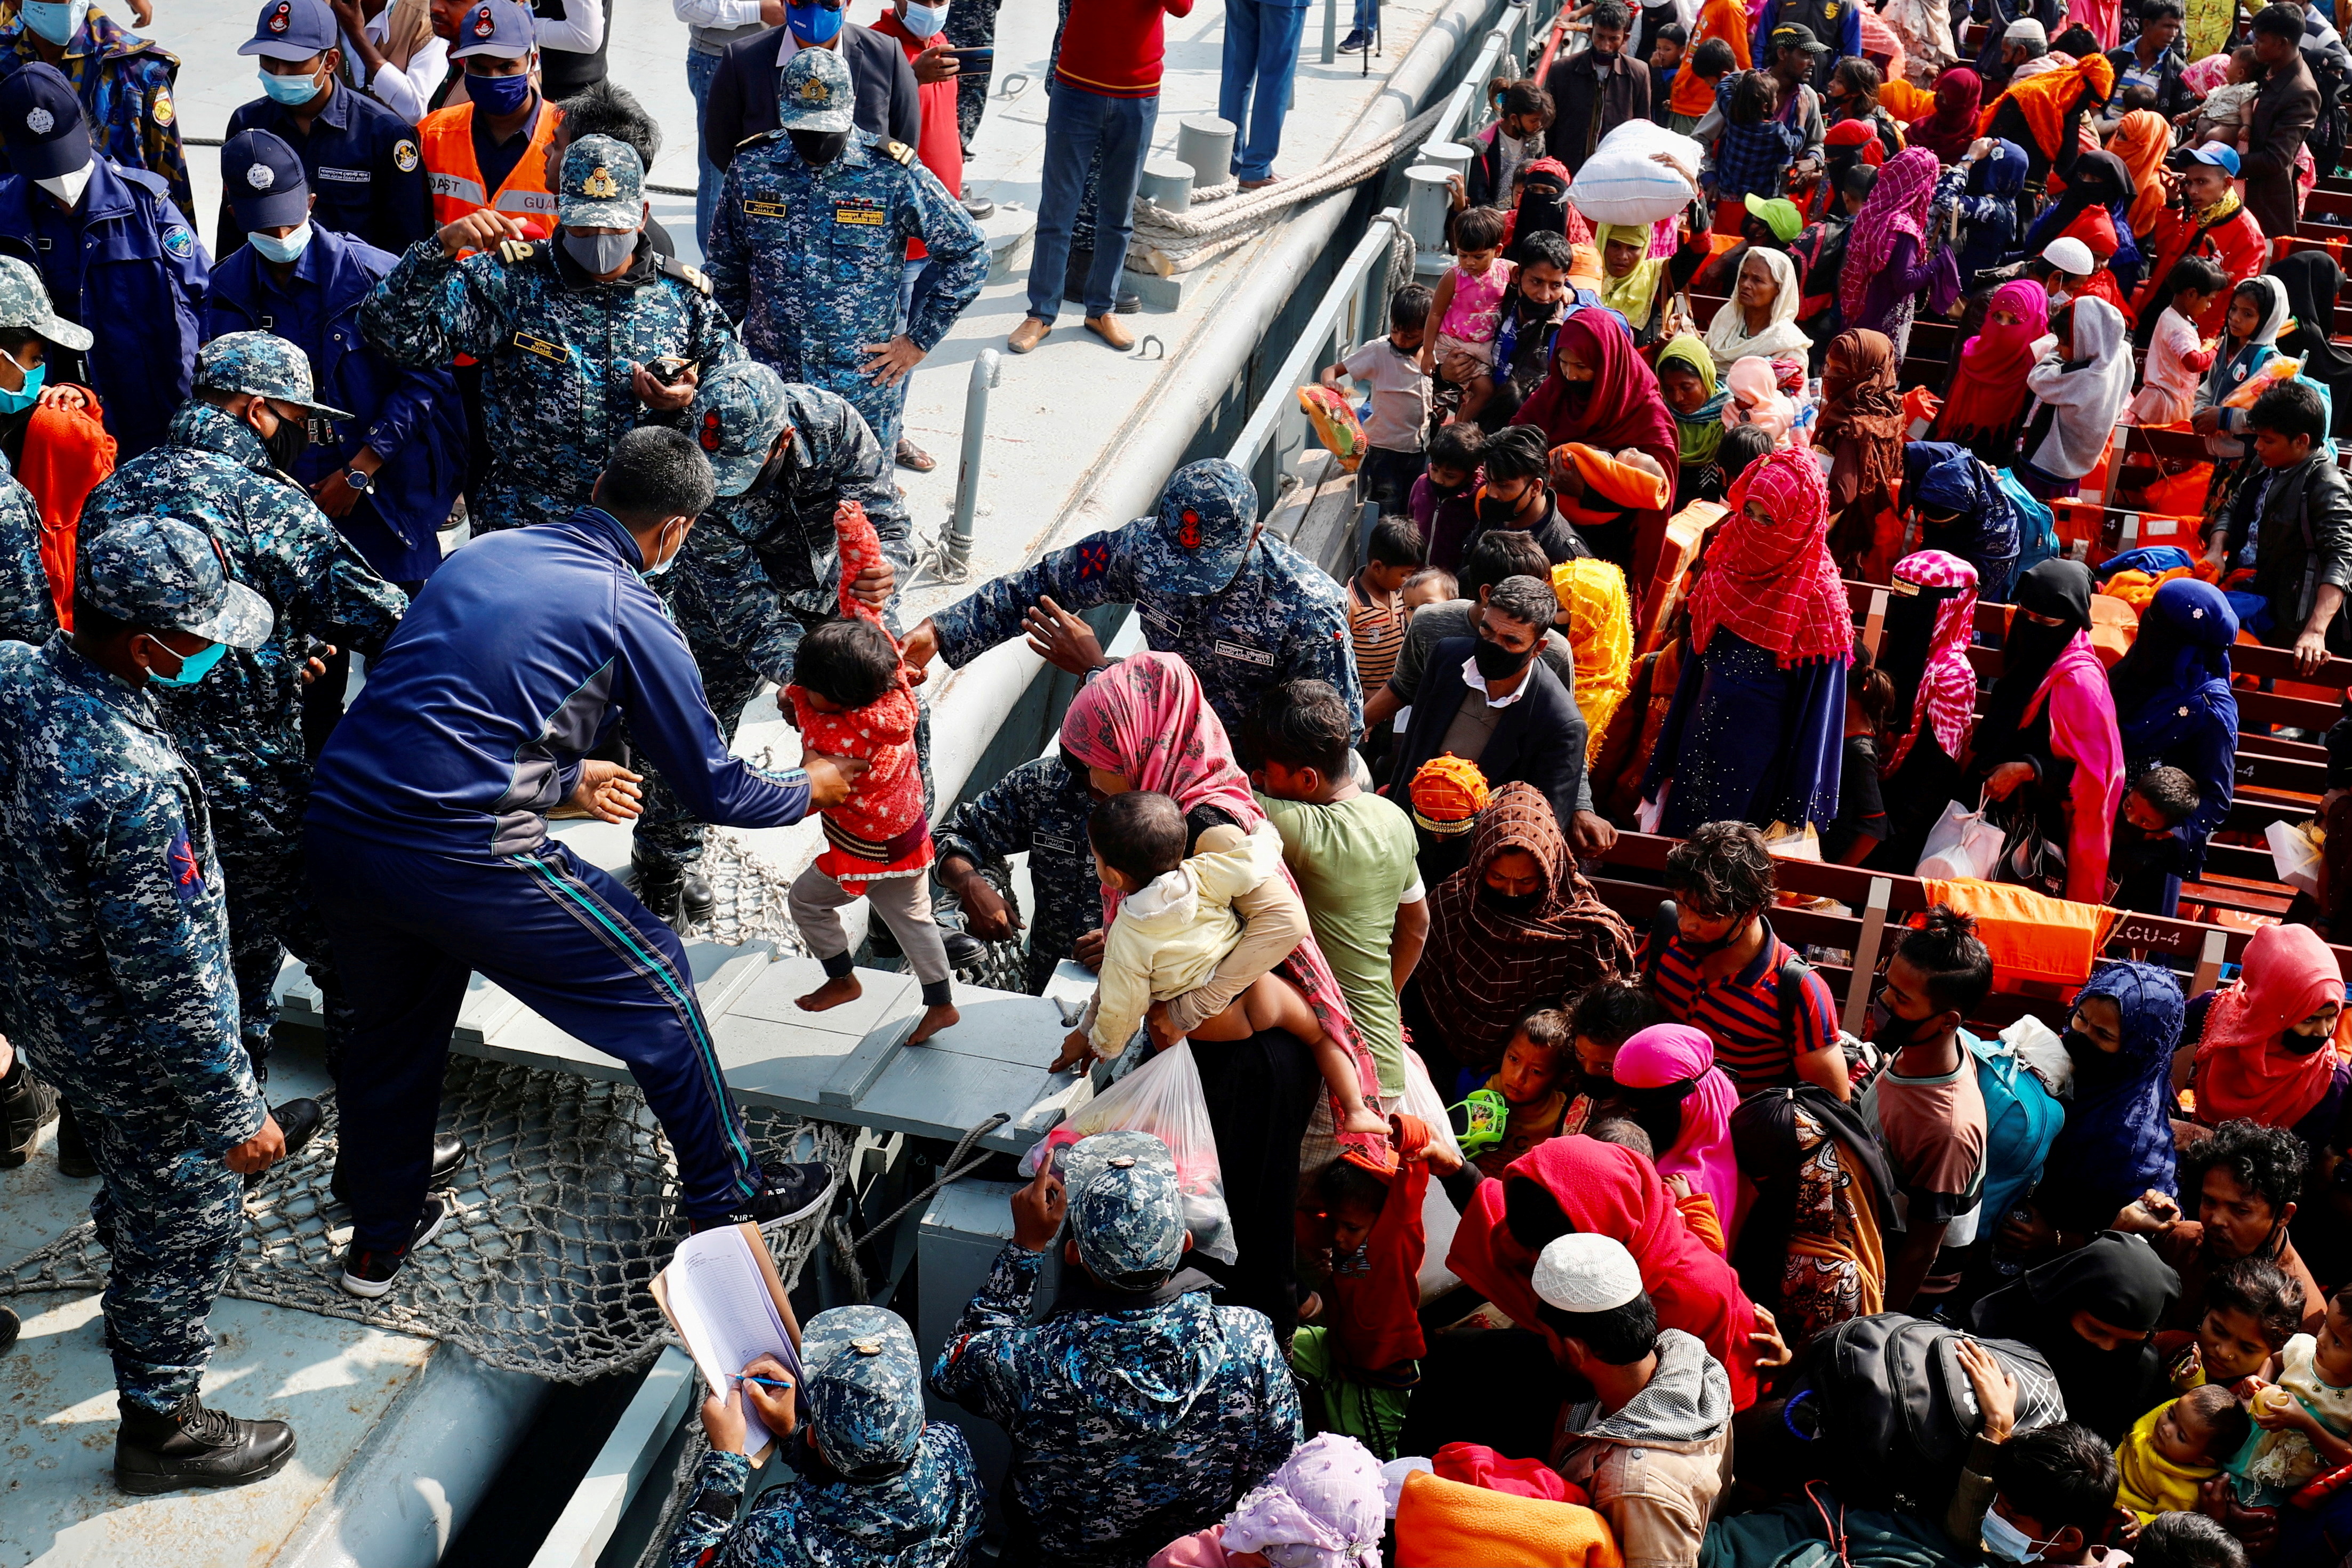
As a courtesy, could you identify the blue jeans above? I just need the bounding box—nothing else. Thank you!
[687,46,722,251]
[1028,84,1158,321]
[1351,0,1378,36]
[1220,0,1309,182]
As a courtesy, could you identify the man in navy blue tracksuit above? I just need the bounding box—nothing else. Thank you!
[304,427,865,1299]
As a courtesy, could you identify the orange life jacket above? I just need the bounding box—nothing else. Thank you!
[420,98,561,240]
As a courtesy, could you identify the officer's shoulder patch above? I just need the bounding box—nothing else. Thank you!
[161,224,194,260]
[882,140,916,167]
[165,824,203,905]
[394,138,419,173]
[656,252,713,294]
[495,238,537,266]
[151,87,174,126]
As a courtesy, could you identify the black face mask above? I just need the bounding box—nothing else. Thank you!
[1486,888,1544,914]
[1870,999,1942,1052]
[789,128,850,164]
[1679,913,1746,955]
[1479,489,1525,525]
[2064,1026,2133,1085]
[1620,1081,1695,1156]
[1473,634,1531,681]
[263,412,310,472]
[752,442,796,494]
[2283,1028,2333,1057]
[1572,1067,1617,1103]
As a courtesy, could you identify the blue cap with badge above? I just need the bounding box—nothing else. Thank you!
[238,0,338,61]
[0,62,89,180]
[223,128,310,231]
[1136,459,1262,596]
[777,46,855,133]
[450,0,535,59]
[686,363,791,498]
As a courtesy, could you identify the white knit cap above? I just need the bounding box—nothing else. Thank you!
[2004,17,2046,45]
[2041,236,2094,276]
[1532,1233,1644,1313]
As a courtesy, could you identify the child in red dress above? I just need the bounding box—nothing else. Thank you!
[783,502,957,1042]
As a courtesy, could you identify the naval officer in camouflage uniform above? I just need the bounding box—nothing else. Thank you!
[0,517,298,1493]
[934,749,1100,994]
[82,332,408,1091]
[705,47,986,459]
[930,1131,1301,1568]
[668,1304,985,1568]
[0,255,69,646]
[360,133,744,534]
[628,358,914,925]
[903,457,1363,741]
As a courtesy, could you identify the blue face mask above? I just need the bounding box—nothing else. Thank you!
[787,0,844,44]
[467,66,534,116]
[19,0,89,46]
[1979,1510,2049,1565]
[146,639,227,688]
[902,1,949,35]
[0,358,45,414]
[258,67,324,105]
[641,516,684,580]
[246,223,312,264]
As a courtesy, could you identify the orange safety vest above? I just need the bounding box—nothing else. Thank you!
[420,98,562,240]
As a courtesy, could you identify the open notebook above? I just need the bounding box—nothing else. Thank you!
[653,1222,805,1464]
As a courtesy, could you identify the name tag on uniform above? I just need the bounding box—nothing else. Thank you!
[1137,601,1179,635]
[1036,833,1078,856]
[317,165,372,184]
[511,331,564,362]
[832,198,885,227]
[742,197,788,218]
[1214,639,1274,668]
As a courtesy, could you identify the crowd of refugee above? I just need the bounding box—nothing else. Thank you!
[12,0,2352,1562]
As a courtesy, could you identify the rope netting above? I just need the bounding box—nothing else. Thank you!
[0,1056,852,1384]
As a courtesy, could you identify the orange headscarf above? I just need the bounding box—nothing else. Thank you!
[1977,52,2117,160]
[2109,109,2171,239]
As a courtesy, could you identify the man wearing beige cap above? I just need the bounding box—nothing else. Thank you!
[1533,1233,1734,1567]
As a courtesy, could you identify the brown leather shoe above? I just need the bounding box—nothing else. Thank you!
[1007,316,1050,353]
[1085,313,1134,350]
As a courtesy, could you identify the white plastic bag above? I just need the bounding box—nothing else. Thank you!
[2268,818,2324,898]
[1398,1047,1465,1168]
[1763,821,1823,862]
[1567,120,1705,225]
[1017,1041,1236,1263]
[1917,796,2004,881]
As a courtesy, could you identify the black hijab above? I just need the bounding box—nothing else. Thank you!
[1976,558,2091,761]
[2271,250,2352,385]
[1729,1086,1903,1317]
[2024,150,2134,253]
[1508,166,1572,267]
[1877,570,1973,770]
[1964,1230,2180,1441]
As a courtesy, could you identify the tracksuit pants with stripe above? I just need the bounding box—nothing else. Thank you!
[309,827,762,1252]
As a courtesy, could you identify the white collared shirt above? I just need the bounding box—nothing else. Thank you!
[1460,654,1532,711]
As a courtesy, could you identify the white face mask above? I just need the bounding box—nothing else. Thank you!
[34,162,89,207]
[19,0,89,46]
[902,0,949,34]
[640,515,685,579]
[1980,1509,2051,1564]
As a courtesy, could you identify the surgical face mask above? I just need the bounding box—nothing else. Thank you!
[786,0,844,43]
[247,223,312,264]
[262,407,310,471]
[641,516,685,580]
[19,0,89,46]
[1472,633,1530,681]
[34,163,88,208]
[1979,1509,2049,1564]
[145,638,227,688]
[0,356,45,414]
[466,66,533,117]
[563,227,637,275]
[902,0,949,35]
[258,66,325,105]
[788,127,850,165]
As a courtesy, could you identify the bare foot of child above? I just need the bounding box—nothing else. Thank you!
[1340,1105,1391,1136]
[910,1003,959,1043]
[797,974,863,1012]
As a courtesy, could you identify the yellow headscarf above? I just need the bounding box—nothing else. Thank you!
[1595,222,1665,334]
[2114,1401,2223,1525]
[1551,558,1634,765]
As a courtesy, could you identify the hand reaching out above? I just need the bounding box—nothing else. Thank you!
[568,759,645,823]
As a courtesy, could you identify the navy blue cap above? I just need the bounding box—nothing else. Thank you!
[0,63,88,181]
[239,0,338,61]
[223,128,310,230]
[449,0,535,59]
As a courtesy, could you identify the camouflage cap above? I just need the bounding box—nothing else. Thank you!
[1063,1130,1186,1289]
[196,330,352,421]
[799,1305,925,1476]
[0,254,89,350]
[1138,459,1261,596]
[777,46,855,134]
[686,360,790,496]
[79,516,274,650]
[559,134,644,230]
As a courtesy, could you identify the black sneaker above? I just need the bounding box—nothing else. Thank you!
[1,1057,57,1168]
[330,1133,467,1209]
[1337,27,1368,50]
[114,1393,296,1495]
[690,1163,833,1232]
[53,1098,94,1178]
[339,1196,447,1300]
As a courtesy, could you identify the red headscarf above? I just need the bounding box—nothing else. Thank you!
[1842,146,1942,325]
[1909,66,1983,162]
[1510,310,1680,576]
[1447,1136,1763,1409]
[1686,447,1853,667]
[2192,923,2349,1129]
[1934,279,2049,450]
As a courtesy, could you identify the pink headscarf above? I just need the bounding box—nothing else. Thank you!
[1721,356,1796,443]
[1612,1024,1740,1229]
[2192,923,2349,1129]
[2022,629,2125,905]
[1841,146,1942,325]
[2181,51,2231,95]
[1887,551,1980,774]
[1218,1434,1386,1568]
[1059,652,1382,1118]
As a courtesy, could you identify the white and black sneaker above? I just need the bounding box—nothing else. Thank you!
[339,1196,446,1299]
[691,1163,833,1232]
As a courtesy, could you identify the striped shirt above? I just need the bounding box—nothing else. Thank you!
[1348,580,1408,696]
[1643,918,1839,1090]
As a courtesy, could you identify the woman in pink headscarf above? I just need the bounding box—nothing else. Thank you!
[1058,651,1380,1338]
[1931,279,2050,463]
[1611,1024,1740,1236]
[2184,923,2350,1138]
[1840,146,1945,356]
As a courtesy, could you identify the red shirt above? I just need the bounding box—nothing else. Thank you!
[1053,0,1193,98]
[2131,203,2266,334]
[1330,1116,1433,1376]
[872,11,962,262]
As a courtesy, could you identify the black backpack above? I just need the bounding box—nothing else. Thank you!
[1781,1313,2069,1510]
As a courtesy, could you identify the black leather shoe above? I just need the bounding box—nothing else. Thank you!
[1,1056,57,1168]
[246,1098,324,1187]
[329,1132,466,1209]
[681,865,715,927]
[53,1099,94,1178]
[943,928,988,967]
[115,1394,297,1495]
[631,853,687,930]
[1,1305,19,1357]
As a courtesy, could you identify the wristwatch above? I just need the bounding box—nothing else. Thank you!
[342,467,374,494]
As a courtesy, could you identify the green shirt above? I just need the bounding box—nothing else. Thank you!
[1256,790,1425,1096]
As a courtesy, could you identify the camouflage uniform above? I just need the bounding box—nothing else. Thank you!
[0,518,274,1414]
[0,7,190,216]
[0,255,78,646]
[933,751,1097,994]
[929,1131,1302,1568]
[359,136,745,534]
[637,368,916,873]
[704,48,988,455]
[664,1305,984,1568]
[82,335,408,1071]
[928,459,1363,739]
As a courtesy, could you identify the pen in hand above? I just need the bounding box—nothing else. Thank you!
[729,1373,793,1389]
